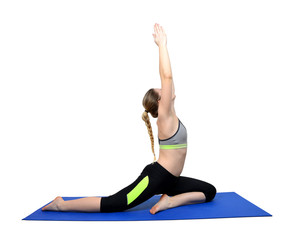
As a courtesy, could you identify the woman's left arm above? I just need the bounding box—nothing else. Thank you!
[153,24,175,114]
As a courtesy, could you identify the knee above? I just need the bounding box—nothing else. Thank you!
[204,183,217,202]
[100,195,127,213]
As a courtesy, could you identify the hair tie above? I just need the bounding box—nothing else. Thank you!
[145,110,149,113]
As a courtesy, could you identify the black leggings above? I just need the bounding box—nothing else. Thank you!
[100,162,216,213]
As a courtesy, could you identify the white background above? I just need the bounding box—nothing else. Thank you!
[1,0,294,239]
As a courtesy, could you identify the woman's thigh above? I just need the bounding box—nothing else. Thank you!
[100,162,175,212]
[166,176,217,202]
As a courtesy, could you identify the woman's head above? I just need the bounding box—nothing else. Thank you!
[142,88,161,162]
[142,88,161,118]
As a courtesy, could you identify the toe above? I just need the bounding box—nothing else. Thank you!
[150,204,159,215]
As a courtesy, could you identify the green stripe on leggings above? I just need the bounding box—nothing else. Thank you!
[127,176,149,205]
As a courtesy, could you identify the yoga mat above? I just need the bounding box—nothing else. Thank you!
[23,192,271,221]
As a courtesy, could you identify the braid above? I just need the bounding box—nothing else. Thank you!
[142,111,157,162]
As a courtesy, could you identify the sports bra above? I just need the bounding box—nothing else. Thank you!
[159,119,187,150]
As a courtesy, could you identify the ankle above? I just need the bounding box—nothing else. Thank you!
[56,200,64,211]
[167,196,174,209]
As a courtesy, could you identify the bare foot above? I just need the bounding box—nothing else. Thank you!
[150,194,171,215]
[42,196,64,211]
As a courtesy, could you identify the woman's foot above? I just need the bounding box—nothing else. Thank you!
[150,194,171,214]
[42,196,64,211]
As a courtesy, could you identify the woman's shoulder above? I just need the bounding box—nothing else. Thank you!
[157,114,179,139]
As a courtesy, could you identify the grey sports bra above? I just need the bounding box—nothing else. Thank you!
[159,119,187,150]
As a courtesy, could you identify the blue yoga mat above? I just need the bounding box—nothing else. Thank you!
[23,192,271,221]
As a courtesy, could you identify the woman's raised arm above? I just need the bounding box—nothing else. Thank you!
[153,23,175,115]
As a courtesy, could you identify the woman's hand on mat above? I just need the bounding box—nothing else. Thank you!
[153,23,167,47]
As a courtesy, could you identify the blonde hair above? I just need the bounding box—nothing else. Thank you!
[142,111,156,162]
[142,88,160,162]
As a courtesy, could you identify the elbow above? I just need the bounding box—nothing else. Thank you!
[160,74,173,81]
[159,69,173,80]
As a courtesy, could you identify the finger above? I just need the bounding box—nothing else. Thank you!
[155,23,160,33]
[158,24,161,32]
[154,23,158,30]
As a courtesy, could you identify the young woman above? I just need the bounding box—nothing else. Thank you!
[42,23,216,214]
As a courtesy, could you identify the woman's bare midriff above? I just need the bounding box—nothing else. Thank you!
[157,148,187,177]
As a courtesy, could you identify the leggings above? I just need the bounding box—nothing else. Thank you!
[100,162,216,213]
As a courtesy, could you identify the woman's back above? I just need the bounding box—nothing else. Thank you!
[157,113,187,177]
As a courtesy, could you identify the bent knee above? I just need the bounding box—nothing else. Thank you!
[204,184,217,202]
